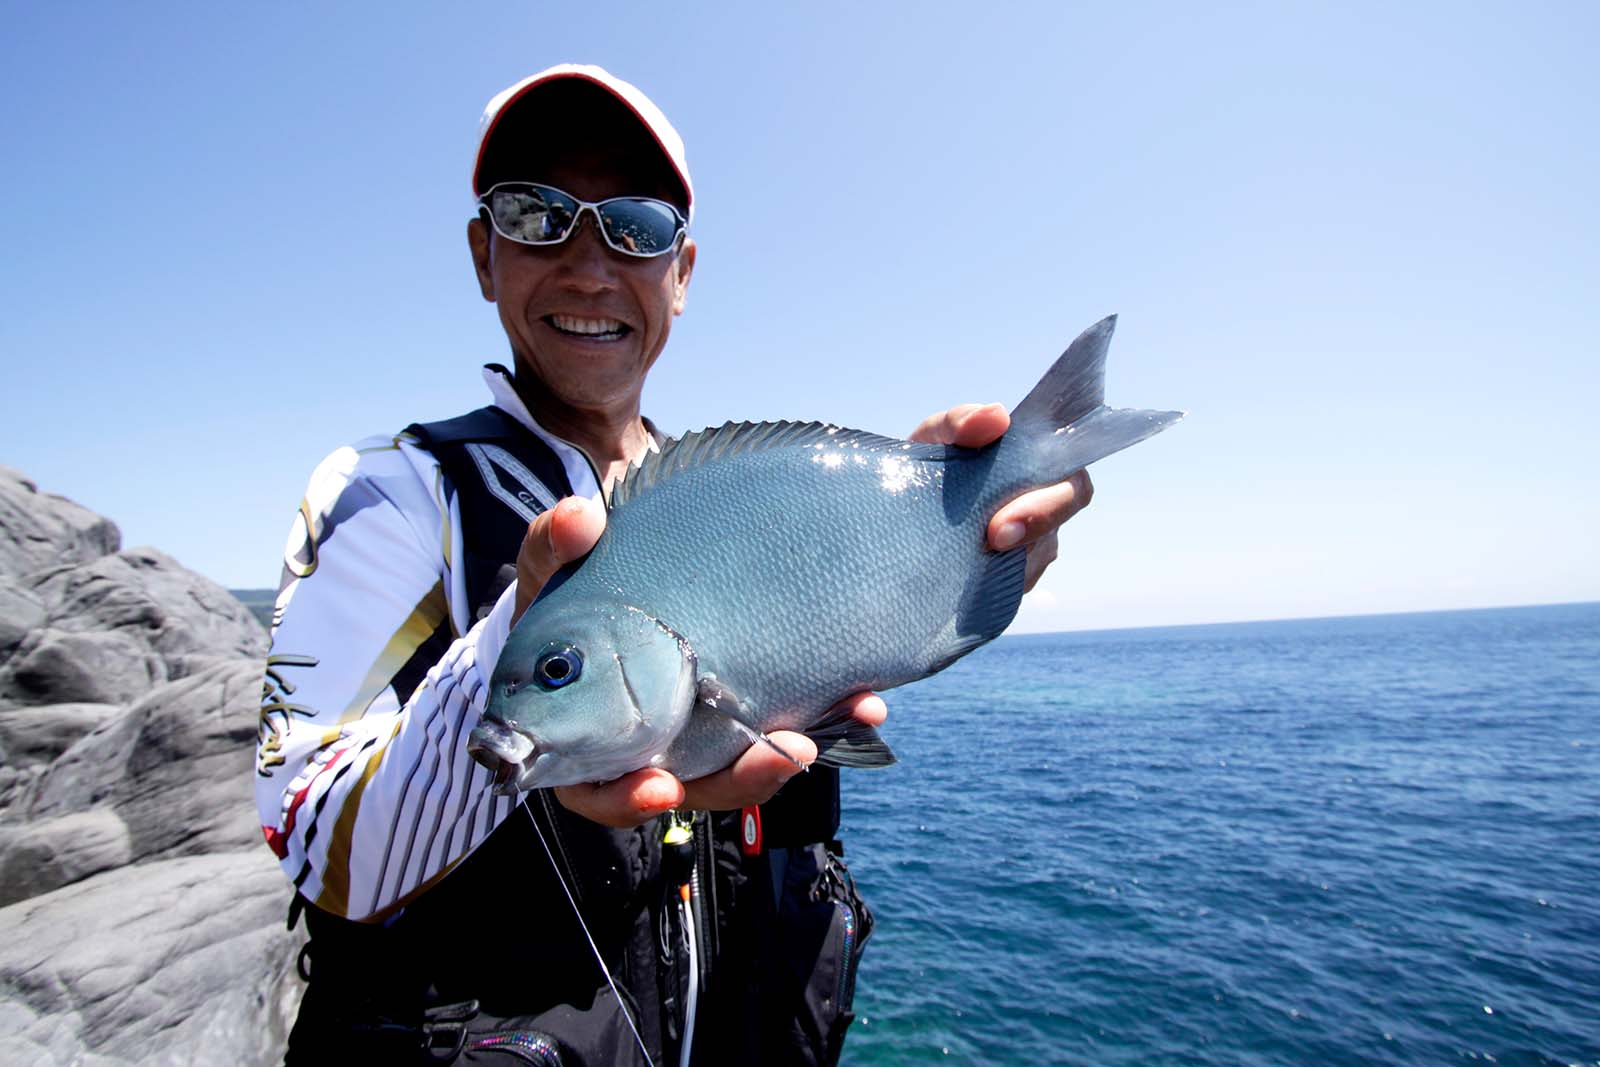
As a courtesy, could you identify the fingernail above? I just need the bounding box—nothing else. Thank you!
[994,520,1026,550]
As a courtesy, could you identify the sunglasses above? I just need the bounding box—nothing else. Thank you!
[478,181,687,259]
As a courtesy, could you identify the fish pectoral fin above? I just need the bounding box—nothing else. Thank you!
[695,675,763,731]
[807,702,898,769]
[695,676,809,771]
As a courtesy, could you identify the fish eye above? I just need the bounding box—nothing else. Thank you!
[534,647,583,689]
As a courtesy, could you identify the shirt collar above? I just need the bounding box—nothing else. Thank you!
[480,364,660,501]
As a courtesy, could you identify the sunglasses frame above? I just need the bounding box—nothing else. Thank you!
[478,181,688,259]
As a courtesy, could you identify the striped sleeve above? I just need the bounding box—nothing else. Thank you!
[253,437,525,920]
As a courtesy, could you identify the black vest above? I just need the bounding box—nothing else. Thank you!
[288,404,855,1066]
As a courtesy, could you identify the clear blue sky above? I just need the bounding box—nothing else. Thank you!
[4,2,1596,632]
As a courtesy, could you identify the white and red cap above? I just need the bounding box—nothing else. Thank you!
[472,64,694,223]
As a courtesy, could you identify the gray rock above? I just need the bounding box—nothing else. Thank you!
[30,546,267,665]
[0,469,301,1063]
[0,627,166,708]
[0,808,132,906]
[30,659,264,860]
[0,579,46,652]
[0,764,46,816]
[0,701,121,766]
[0,466,120,582]
[0,849,304,1067]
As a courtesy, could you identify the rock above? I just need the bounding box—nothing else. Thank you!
[0,850,304,1067]
[0,469,300,1064]
[0,764,46,817]
[0,702,121,766]
[0,579,46,652]
[0,466,120,582]
[30,660,263,860]
[30,546,267,664]
[0,628,166,708]
[0,809,132,906]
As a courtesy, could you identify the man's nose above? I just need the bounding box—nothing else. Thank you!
[556,211,621,282]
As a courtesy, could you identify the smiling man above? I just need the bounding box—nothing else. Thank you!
[256,65,1090,1066]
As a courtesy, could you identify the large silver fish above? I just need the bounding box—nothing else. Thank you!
[468,316,1181,792]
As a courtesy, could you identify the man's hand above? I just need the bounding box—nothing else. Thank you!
[510,496,888,828]
[910,402,1094,591]
[511,495,609,627]
[555,693,888,827]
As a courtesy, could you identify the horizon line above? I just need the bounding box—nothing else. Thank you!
[1004,598,1600,640]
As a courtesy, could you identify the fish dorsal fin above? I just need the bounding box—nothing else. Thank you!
[609,420,920,507]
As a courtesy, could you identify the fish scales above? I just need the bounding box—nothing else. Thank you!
[469,316,1183,791]
[599,440,987,747]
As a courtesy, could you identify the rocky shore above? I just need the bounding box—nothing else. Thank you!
[0,466,301,1065]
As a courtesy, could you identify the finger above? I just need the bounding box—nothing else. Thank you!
[908,403,1009,447]
[681,730,817,811]
[513,496,607,623]
[554,768,684,829]
[832,691,888,727]
[988,470,1094,551]
[1021,528,1059,593]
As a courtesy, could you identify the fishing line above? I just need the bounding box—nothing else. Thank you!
[523,803,656,1067]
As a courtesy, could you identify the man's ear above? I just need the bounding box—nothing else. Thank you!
[468,217,495,301]
[671,238,696,316]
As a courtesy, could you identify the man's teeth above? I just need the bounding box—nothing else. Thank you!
[548,314,628,338]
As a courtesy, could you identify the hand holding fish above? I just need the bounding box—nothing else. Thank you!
[510,493,887,828]
[471,318,1180,806]
[908,402,1095,591]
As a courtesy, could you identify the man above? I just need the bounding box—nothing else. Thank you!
[256,64,1090,1065]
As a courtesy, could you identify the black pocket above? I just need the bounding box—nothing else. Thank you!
[763,843,875,1066]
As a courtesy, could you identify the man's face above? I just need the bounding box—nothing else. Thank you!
[468,145,695,415]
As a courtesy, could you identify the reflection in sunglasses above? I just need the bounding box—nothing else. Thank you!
[481,182,685,259]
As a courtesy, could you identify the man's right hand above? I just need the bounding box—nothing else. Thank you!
[512,496,609,627]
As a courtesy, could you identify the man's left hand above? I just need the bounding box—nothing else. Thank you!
[554,693,886,826]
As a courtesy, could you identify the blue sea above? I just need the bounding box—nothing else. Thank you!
[838,603,1600,1066]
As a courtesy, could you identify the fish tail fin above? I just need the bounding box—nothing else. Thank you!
[1010,315,1184,476]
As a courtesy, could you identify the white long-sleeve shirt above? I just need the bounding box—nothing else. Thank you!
[253,366,605,920]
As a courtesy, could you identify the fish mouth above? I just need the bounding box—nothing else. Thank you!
[467,719,538,793]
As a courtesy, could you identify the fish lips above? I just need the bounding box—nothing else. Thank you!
[466,718,538,792]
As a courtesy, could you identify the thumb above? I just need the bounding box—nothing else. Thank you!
[513,496,606,625]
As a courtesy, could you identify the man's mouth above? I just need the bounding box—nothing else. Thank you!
[545,314,631,342]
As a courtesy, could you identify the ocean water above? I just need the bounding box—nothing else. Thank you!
[838,603,1600,1066]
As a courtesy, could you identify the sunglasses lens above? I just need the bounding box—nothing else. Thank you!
[488,185,579,243]
[483,184,683,256]
[597,199,682,256]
